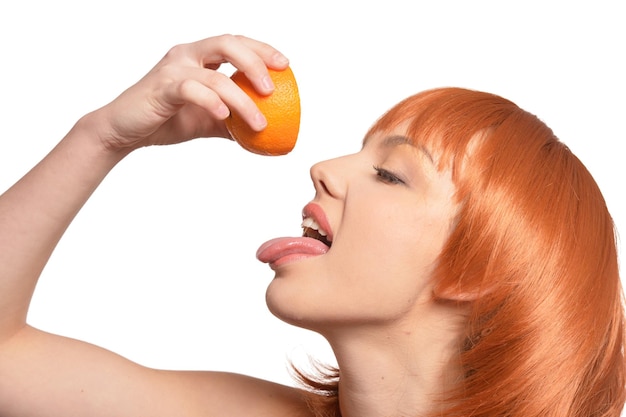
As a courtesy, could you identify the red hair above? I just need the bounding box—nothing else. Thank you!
[297,88,626,416]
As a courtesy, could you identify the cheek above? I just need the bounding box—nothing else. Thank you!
[356,200,448,263]
[335,205,445,296]
[373,207,451,288]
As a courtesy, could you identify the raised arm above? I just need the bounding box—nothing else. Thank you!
[0,35,307,417]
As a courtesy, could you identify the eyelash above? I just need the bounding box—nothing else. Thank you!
[373,165,405,185]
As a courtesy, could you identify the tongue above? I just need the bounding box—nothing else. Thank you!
[256,236,329,265]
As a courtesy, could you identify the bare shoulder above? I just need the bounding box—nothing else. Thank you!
[0,326,314,417]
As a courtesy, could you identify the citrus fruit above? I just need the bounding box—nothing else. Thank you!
[225,67,300,156]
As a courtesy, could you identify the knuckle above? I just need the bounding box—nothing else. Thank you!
[215,33,237,44]
[153,63,178,84]
[163,42,189,60]
[205,71,230,89]
[211,34,234,49]
[177,78,196,96]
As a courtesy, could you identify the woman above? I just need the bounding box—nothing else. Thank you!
[0,34,623,417]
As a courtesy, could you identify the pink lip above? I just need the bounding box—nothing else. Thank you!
[302,202,334,242]
[256,202,333,270]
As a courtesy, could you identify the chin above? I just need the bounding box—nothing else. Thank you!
[265,280,304,326]
[264,279,323,331]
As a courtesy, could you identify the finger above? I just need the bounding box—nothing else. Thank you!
[160,75,229,124]
[190,34,289,95]
[165,68,267,131]
[234,35,290,70]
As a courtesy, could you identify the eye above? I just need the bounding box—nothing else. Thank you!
[373,165,405,185]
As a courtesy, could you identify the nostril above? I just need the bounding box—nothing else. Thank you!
[310,162,327,195]
[310,159,344,199]
[318,178,332,196]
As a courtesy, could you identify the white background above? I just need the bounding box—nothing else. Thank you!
[1,0,624,401]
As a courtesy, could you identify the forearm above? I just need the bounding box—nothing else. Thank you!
[0,34,287,342]
[0,113,130,338]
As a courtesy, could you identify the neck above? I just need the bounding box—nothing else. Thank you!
[324,302,465,417]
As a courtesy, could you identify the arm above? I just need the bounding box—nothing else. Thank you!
[0,116,125,338]
[0,35,308,417]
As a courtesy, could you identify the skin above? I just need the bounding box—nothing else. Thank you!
[267,133,458,330]
[0,34,467,417]
[266,133,465,416]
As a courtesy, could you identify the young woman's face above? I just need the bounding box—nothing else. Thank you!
[258,129,458,333]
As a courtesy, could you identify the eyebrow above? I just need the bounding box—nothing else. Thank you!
[364,134,434,164]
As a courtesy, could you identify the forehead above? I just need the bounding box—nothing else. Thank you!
[362,132,435,165]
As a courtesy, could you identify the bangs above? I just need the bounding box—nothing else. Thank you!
[365,88,520,182]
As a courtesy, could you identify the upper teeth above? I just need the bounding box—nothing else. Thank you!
[301,217,328,237]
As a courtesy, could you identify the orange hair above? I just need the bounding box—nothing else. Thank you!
[373,87,625,416]
[297,88,626,416]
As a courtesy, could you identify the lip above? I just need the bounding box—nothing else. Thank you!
[302,202,334,242]
[256,202,333,270]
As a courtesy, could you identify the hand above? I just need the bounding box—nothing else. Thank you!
[88,34,289,151]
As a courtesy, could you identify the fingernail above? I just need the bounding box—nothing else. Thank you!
[256,112,267,130]
[217,104,230,119]
[274,53,289,66]
[262,75,275,92]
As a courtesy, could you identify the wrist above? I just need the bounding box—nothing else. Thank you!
[73,110,134,162]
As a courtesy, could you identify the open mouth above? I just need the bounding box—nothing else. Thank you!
[302,217,332,248]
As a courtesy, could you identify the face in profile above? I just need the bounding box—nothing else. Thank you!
[258,127,458,335]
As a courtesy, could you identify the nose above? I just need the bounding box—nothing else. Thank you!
[309,156,347,200]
